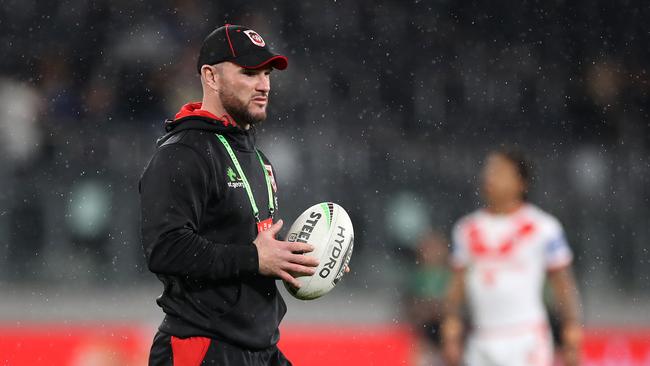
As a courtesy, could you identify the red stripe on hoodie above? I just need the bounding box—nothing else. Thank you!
[175,102,236,127]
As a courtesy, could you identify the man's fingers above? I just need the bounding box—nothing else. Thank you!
[290,242,315,254]
[279,271,301,289]
[285,263,317,276]
[268,219,284,236]
[289,253,319,267]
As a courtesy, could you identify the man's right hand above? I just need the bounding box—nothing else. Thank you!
[253,219,319,288]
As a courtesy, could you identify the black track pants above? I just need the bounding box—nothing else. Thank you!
[148,331,293,366]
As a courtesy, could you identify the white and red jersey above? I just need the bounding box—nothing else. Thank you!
[451,203,573,332]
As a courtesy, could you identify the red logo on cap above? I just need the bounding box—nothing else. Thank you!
[244,30,266,47]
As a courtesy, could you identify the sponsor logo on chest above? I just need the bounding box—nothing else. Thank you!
[226,166,245,188]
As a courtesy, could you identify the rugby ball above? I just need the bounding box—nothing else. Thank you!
[284,202,354,300]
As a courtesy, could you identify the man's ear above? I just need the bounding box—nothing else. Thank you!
[201,65,219,92]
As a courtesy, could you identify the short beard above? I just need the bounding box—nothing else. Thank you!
[219,89,266,128]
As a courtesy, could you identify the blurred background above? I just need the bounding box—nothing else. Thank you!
[0,0,648,365]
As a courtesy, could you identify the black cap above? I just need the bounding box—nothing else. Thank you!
[197,24,288,74]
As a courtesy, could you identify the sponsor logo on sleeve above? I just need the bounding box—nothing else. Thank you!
[264,164,277,192]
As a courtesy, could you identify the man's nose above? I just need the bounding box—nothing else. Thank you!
[256,74,270,93]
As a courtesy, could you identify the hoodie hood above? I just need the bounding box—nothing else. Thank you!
[158,102,256,151]
[172,102,237,124]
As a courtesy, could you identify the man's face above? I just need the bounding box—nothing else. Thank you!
[481,153,525,206]
[216,62,272,127]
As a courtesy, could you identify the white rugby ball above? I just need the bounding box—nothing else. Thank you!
[284,202,354,300]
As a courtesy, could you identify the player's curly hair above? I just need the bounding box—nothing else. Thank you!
[493,146,534,200]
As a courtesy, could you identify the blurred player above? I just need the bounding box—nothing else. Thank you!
[442,148,582,366]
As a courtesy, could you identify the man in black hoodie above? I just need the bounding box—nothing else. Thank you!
[140,24,319,366]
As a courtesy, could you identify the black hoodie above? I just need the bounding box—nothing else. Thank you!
[139,102,285,350]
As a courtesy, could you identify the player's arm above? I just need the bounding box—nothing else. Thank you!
[442,268,465,366]
[140,144,260,280]
[548,266,582,366]
[442,223,470,366]
[141,143,318,285]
